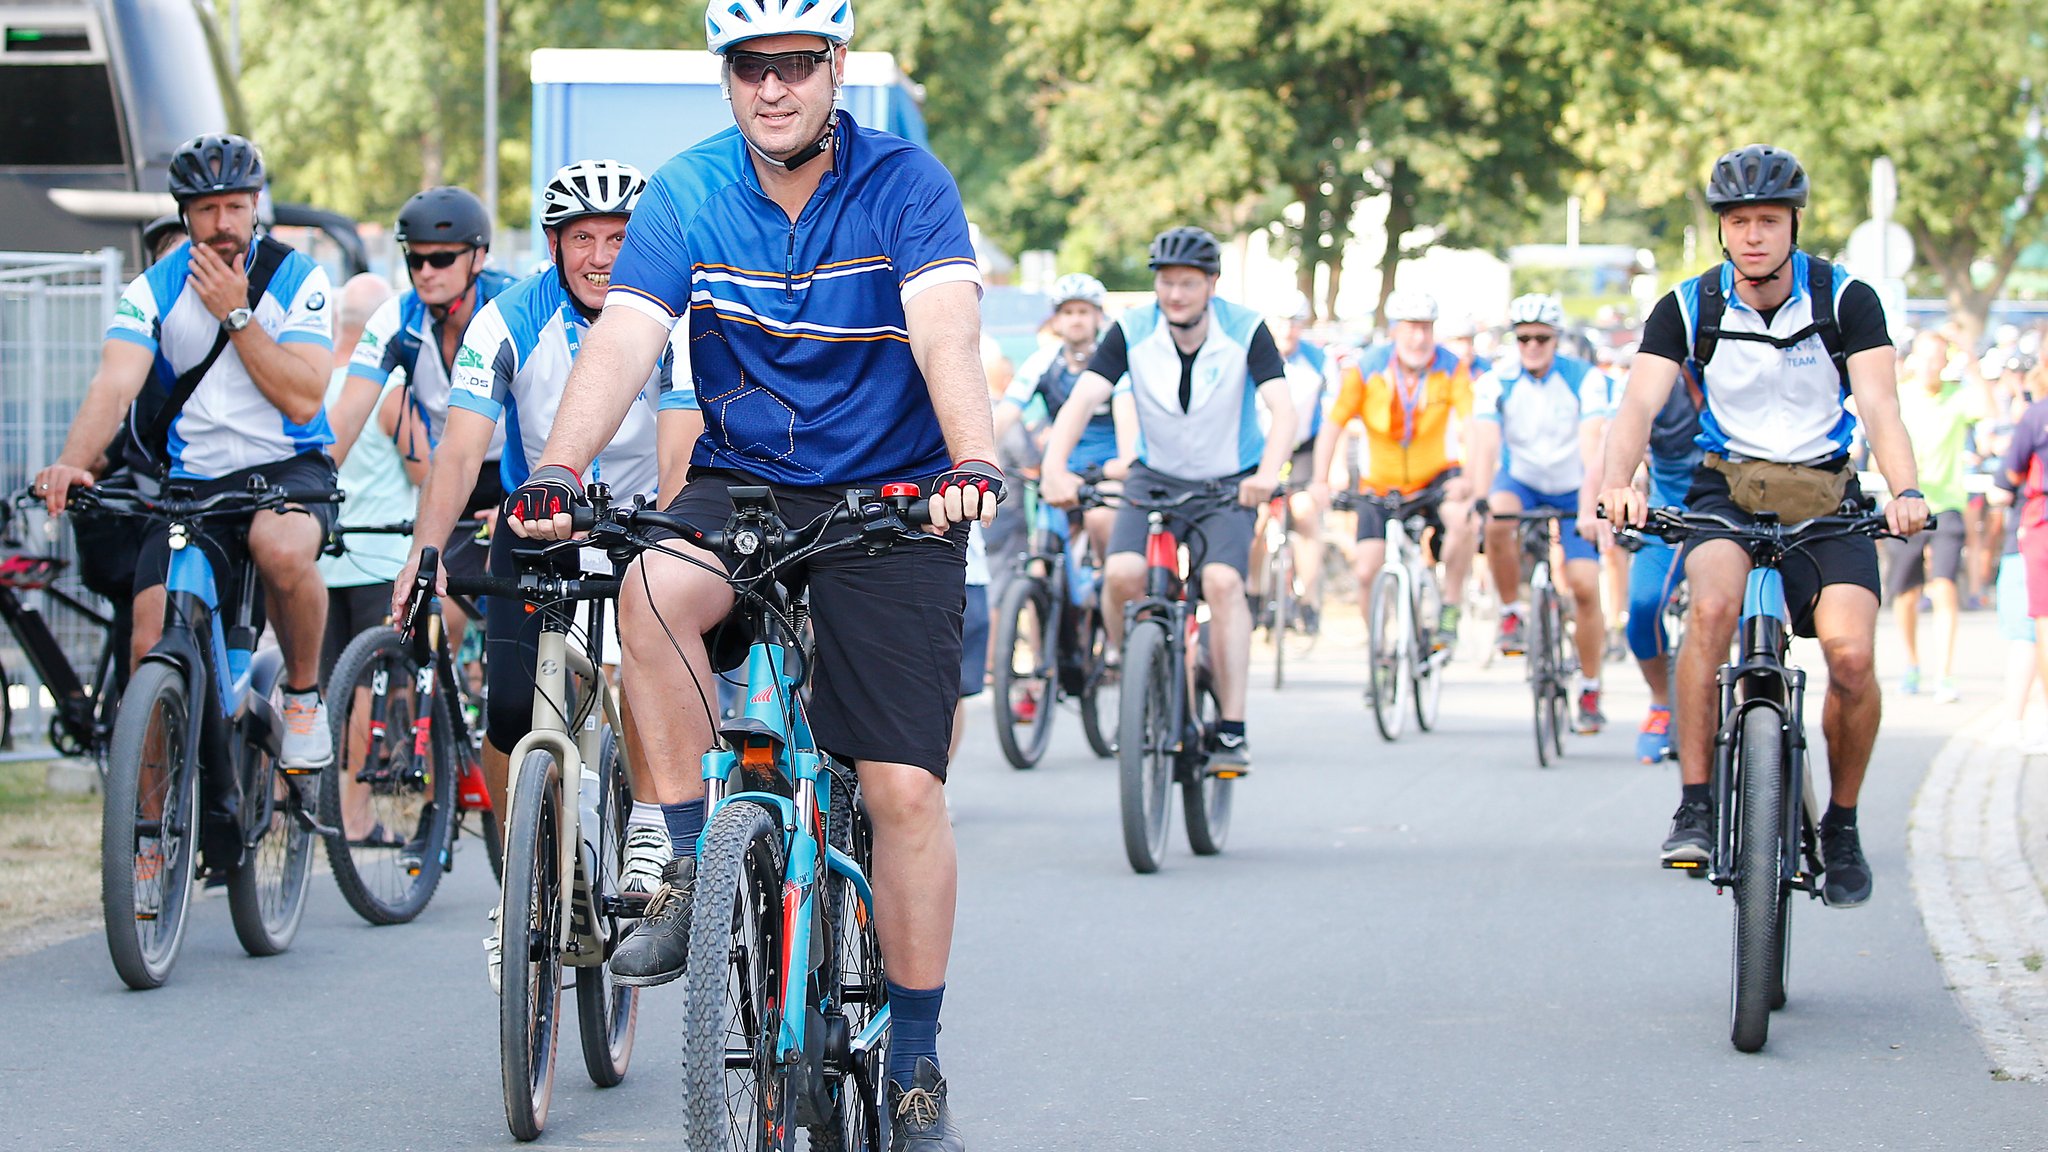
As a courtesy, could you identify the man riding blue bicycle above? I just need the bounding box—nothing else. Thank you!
[1040,225,1296,772]
[502,1,997,1145]
[1599,145,1929,907]
[36,132,342,811]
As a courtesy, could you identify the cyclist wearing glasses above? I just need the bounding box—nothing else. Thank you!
[338,186,517,584]
[1599,145,1928,906]
[1307,290,1479,654]
[997,271,1132,560]
[1471,293,1616,733]
[1041,225,1297,770]
[502,2,996,1144]
[35,133,341,781]
[394,159,692,906]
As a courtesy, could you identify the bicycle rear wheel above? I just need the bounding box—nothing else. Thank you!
[101,662,199,990]
[1368,571,1407,742]
[1730,713,1785,1053]
[1530,588,1556,768]
[683,801,791,1152]
[321,626,455,924]
[228,696,316,957]
[1077,607,1118,758]
[1412,572,1444,732]
[1117,620,1176,873]
[1182,666,1233,855]
[501,749,566,1140]
[576,727,638,1088]
[991,576,1059,769]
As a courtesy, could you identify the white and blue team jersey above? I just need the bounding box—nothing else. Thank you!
[105,239,334,479]
[347,269,518,454]
[603,113,981,488]
[1007,343,1118,468]
[1676,251,1860,463]
[448,269,684,500]
[1260,340,1331,451]
[1096,297,1287,482]
[1473,354,1613,492]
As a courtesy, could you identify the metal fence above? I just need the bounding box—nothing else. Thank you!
[0,249,124,754]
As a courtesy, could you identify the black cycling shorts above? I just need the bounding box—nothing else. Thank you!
[1678,462,1879,638]
[643,469,970,780]
[133,452,340,631]
[323,582,393,672]
[1353,469,1459,545]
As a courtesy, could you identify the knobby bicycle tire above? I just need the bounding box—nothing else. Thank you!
[1077,606,1119,759]
[227,689,316,957]
[501,748,565,1141]
[811,767,886,1152]
[1368,570,1407,742]
[1182,665,1232,855]
[319,626,454,925]
[1118,620,1176,873]
[576,726,639,1088]
[991,576,1058,769]
[683,800,791,1151]
[1731,713,1785,1053]
[101,661,198,990]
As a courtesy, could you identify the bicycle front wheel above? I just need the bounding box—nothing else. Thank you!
[101,661,199,990]
[991,575,1059,769]
[683,800,792,1152]
[1077,606,1119,758]
[1546,589,1571,758]
[576,727,638,1088]
[501,749,566,1140]
[320,626,454,924]
[1730,713,1786,1053]
[227,703,316,957]
[1117,620,1176,873]
[1367,571,1407,741]
[1182,666,1233,855]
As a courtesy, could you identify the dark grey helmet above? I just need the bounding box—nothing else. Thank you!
[396,186,491,248]
[1706,144,1809,211]
[167,134,266,203]
[1147,226,1222,275]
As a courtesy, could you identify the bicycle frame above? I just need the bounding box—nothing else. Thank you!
[0,579,115,754]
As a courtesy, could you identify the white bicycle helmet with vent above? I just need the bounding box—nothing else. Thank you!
[706,0,855,54]
[540,159,646,229]
[1383,290,1439,324]
[1507,293,1565,330]
[1048,273,1107,311]
[1276,289,1313,323]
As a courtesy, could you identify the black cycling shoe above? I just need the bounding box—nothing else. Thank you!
[1206,731,1251,775]
[889,1058,964,1152]
[1820,821,1873,907]
[1660,799,1713,868]
[608,856,694,986]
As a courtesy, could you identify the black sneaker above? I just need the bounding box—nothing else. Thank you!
[1206,731,1251,775]
[889,1057,964,1152]
[1660,799,1713,867]
[1820,821,1873,907]
[608,856,694,986]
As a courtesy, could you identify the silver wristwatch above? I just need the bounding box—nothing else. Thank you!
[222,306,253,332]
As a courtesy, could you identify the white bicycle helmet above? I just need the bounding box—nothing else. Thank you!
[706,0,855,54]
[1275,289,1313,323]
[540,159,646,229]
[1507,293,1565,330]
[1048,272,1107,311]
[1383,290,1439,324]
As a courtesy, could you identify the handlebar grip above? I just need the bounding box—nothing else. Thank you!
[277,488,345,504]
[443,574,522,599]
[569,504,597,532]
[1923,512,1939,532]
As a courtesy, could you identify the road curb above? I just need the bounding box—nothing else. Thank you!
[1908,712,2048,1080]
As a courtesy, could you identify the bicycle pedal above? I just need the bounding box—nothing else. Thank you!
[1212,769,1246,780]
[1661,858,1705,873]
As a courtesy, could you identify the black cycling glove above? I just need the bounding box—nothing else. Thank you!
[504,463,584,523]
[934,458,1006,508]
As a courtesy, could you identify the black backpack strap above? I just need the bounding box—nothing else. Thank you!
[1689,263,1727,375]
[1807,257,1849,389]
[138,237,293,469]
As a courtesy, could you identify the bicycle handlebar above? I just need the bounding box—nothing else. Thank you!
[1603,504,1935,547]
[68,482,342,521]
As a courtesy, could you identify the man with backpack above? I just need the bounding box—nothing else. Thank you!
[1598,145,1929,908]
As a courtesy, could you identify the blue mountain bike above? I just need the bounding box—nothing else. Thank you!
[83,479,340,989]
[1624,499,1925,1052]
[574,483,941,1151]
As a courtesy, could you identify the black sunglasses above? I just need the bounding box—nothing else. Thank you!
[726,49,832,86]
[1516,333,1556,345]
[404,248,473,271]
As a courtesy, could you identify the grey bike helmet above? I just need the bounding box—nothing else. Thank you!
[168,134,265,203]
[396,186,492,249]
[1706,144,1809,212]
[1147,226,1222,275]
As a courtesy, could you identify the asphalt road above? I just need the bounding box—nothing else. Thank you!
[3,619,2043,1151]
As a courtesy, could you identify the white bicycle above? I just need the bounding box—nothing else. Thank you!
[1340,487,1448,742]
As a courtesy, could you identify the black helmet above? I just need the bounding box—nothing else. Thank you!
[167,133,266,203]
[396,186,492,249]
[1148,226,1222,275]
[141,212,185,251]
[1706,144,1809,212]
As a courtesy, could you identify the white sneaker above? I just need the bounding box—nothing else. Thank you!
[1933,678,1961,705]
[621,826,671,894]
[485,905,503,995]
[280,692,333,771]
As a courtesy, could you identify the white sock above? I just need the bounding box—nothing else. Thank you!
[629,801,666,833]
[1506,601,1528,618]
[1578,675,1601,693]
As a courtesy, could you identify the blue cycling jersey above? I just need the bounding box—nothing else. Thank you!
[604,113,981,488]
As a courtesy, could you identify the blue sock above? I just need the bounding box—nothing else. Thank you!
[886,981,943,1088]
[1219,720,1245,738]
[661,800,706,858]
